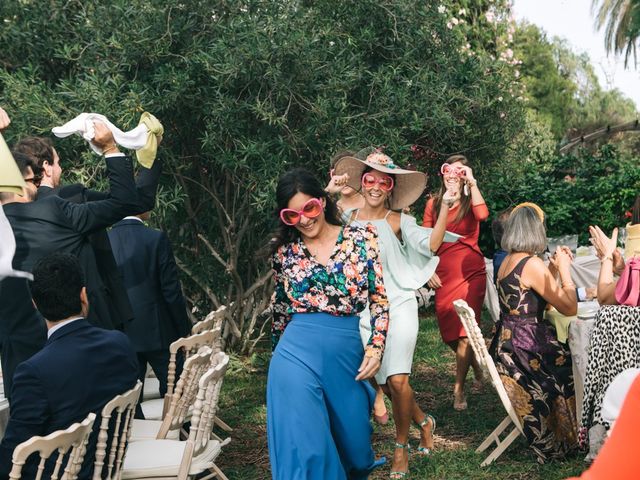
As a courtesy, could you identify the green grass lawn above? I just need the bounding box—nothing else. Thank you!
[215,311,587,479]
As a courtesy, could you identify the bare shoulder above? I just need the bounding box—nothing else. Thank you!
[520,255,550,286]
[387,211,402,234]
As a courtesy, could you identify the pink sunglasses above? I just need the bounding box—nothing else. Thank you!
[280,198,324,226]
[440,164,466,178]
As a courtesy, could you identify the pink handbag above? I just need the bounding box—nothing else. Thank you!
[615,257,640,306]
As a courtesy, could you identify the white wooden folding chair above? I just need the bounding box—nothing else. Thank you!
[191,306,227,335]
[122,354,231,480]
[130,349,212,441]
[453,299,524,466]
[9,412,96,480]
[93,382,143,479]
[138,330,220,420]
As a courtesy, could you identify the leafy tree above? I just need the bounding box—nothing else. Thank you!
[513,22,637,140]
[0,0,526,352]
[593,0,640,67]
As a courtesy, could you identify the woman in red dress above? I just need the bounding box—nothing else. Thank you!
[422,155,489,410]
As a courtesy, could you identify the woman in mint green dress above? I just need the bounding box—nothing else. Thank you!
[335,151,459,478]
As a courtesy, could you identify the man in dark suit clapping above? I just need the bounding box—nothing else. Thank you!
[108,212,192,397]
[0,253,139,479]
[0,121,144,397]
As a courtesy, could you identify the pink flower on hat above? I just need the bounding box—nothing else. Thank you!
[366,152,396,168]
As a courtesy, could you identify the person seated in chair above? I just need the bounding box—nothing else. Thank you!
[492,203,579,463]
[0,253,139,479]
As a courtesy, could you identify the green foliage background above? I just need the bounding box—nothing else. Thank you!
[0,0,638,341]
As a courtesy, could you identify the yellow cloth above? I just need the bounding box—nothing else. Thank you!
[135,112,163,168]
[625,223,640,261]
[546,309,574,344]
[0,132,26,195]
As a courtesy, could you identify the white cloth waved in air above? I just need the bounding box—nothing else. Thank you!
[0,207,32,281]
[52,113,148,155]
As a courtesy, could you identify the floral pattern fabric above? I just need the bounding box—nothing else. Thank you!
[492,256,578,463]
[271,224,389,357]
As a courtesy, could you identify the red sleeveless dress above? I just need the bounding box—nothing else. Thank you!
[423,198,488,342]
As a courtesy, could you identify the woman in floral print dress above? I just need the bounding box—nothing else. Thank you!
[493,203,579,463]
[266,168,389,480]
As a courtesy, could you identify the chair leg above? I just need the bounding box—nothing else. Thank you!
[211,463,230,480]
[476,416,511,453]
[214,416,233,432]
[480,426,521,467]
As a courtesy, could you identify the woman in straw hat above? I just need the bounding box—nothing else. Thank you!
[494,203,578,462]
[334,150,459,478]
[423,155,489,411]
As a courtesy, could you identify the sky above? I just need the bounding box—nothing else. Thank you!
[513,0,640,110]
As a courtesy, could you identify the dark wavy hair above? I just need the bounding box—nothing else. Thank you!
[632,194,640,225]
[266,167,342,256]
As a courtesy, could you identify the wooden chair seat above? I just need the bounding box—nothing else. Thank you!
[121,438,223,478]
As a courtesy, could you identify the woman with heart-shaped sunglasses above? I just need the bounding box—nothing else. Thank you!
[333,150,461,478]
[265,167,390,479]
[423,154,489,412]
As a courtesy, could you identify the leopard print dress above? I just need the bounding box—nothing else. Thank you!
[580,305,640,439]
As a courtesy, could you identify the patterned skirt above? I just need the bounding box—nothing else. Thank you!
[493,314,579,463]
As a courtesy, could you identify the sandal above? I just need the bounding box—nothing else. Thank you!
[389,442,409,479]
[414,414,436,455]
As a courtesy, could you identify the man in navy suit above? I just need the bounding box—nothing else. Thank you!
[108,212,191,397]
[0,122,146,397]
[0,253,139,479]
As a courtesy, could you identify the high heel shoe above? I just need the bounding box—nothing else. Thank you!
[414,414,436,455]
[389,442,409,479]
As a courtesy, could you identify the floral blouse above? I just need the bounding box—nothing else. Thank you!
[271,224,389,357]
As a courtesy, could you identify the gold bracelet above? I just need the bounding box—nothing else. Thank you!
[364,347,382,360]
[601,255,613,263]
[102,145,119,155]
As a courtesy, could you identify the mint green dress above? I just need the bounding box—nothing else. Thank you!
[346,209,459,383]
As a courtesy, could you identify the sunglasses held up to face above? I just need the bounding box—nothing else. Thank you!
[280,198,324,226]
[440,164,466,178]
[361,173,394,192]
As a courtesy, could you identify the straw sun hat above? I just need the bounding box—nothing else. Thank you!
[333,150,427,210]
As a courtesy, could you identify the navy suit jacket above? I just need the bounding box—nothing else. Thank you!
[0,320,139,479]
[0,156,139,397]
[108,219,191,352]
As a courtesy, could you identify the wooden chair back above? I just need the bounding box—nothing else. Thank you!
[177,353,230,479]
[157,348,212,439]
[9,413,96,480]
[191,305,227,335]
[92,382,142,480]
[164,329,222,416]
[453,299,523,435]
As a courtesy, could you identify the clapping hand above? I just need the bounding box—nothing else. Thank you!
[549,246,573,270]
[0,107,10,131]
[589,225,624,274]
[589,225,618,259]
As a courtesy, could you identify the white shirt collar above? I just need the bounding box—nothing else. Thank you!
[123,216,144,223]
[47,317,83,338]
